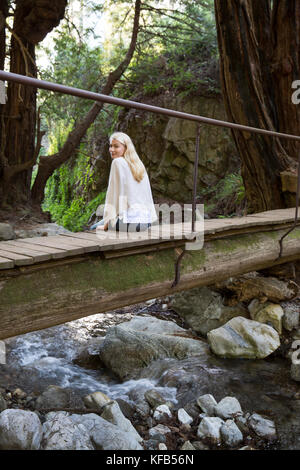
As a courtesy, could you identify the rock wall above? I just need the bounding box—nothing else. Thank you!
[115,93,240,202]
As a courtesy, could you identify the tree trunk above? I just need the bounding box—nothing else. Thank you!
[31,0,142,205]
[0,0,67,209]
[214,0,296,213]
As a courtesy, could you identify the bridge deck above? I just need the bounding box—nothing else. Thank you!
[0,208,299,270]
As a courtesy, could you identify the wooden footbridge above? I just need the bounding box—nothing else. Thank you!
[0,207,300,340]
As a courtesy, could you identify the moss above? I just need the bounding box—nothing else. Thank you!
[211,233,261,254]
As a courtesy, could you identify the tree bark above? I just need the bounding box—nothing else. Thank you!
[31,0,142,205]
[0,0,67,208]
[214,0,296,213]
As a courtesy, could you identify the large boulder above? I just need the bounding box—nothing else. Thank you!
[169,287,248,336]
[0,223,16,241]
[0,409,43,450]
[35,385,84,410]
[207,317,280,359]
[42,412,94,450]
[98,316,209,380]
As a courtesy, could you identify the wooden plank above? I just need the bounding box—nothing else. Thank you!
[20,237,84,255]
[0,256,14,269]
[54,235,100,252]
[2,240,69,259]
[0,242,51,263]
[0,249,33,266]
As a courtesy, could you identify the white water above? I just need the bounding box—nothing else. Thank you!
[4,313,178,405]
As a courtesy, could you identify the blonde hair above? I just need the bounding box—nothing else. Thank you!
[109,132,145,183]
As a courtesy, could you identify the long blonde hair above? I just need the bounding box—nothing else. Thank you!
[110,132,145,183]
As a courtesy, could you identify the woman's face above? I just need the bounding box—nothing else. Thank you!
[109,139,126,159]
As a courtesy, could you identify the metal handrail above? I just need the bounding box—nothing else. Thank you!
[0,70,299,285]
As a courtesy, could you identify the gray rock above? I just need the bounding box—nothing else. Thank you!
[220,420,243,447]
[0,409,43,450]
[149,424,171,439]
[0,341,6,365]
[42,412,93,450]
[14,223,72,239]
[248,299,284,334]
[197,394,217,416]
[153,404,172,420]
[101,400,142,443]
[235,415,249,434]
[83,391,112,410]
[181,440,195,450]
[207,317,280,359]
[192,441,210,450]
[169,287,248,336]
[69,413,143,450]
[247,413,276,439]
[0,223,16,241]
[144,389,167,409]
[99,316,209,379]
[197,417,224,443]
[214,397,243,420]
[35,385,84,410]
[178,408,193,426]
[283,305,300,332]
[0,395,7,412]
[158,443,168,450]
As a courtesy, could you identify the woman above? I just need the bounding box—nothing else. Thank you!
[93,132,157,232]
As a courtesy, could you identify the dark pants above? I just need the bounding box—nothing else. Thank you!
[108,218,151,232]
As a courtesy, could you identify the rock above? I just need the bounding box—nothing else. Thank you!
[239,445,256,450]
[0,395,7,412]
[12,388,26,399]
[247,414,276,439]
[0,223,16,241]
[235,415,249,434]
[178,408,193,426]
[220,420,243,447]
[14,222,72,239]
[146,298,156,305]
[197,417,224,443]
[149,424,171,439]
[214,397,242,420]
[183,401,202,419]
[283,305,300,332]
[162,304,168,311]
[0,409,43,450]
[35,385,84,410]
[42,412,93,450]
[144,389,167,409]
[248,299,284,334]
[181,440,195,450]
[207,316,280,359]
[72,338,105,368]
[153,404,172,420]
[196,394,217,415]
[215,273,299,303]
[158,443,168,450]
[101,400,142,443]
[70,413,143,450]
[0,341,6,364]
[291,363,300,382]
[169,287,248,336]
[116,399,136,420]
[98,315,209,380]
[83,391,112,410]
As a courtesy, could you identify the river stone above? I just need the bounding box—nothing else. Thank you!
[144,389,167,409]
[178,408,193,426]
[220,420,243,447]
[207,316,280,359]
[98,316,210,380]
[169,287,248,336]
[248,299,284,334]
[283,305,300,332]
[247,413,276,439]
[181,440,196,450]
[14,222,72,239]
[214,397,242,419]
[0,409,43,450]
[100,400,143,443]
[35,385,84,410]
[42,412,93,450]
[153,404,172,421]
[149,424,171,439]
[196,394,217,415]
[290,363,300,382]
[0,223,16,241]
[69,413,143,450]
[197,417,224,443]
[0,395,6,412]
[84,391,112,410]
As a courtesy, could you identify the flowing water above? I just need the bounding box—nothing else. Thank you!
[1,311,178,405]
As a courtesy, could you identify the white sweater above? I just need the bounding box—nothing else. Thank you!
[102,157,158,225]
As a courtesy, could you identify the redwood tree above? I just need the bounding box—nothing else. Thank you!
[214,0,299,212]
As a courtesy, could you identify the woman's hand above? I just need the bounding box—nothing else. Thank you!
[97,222,109,231]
